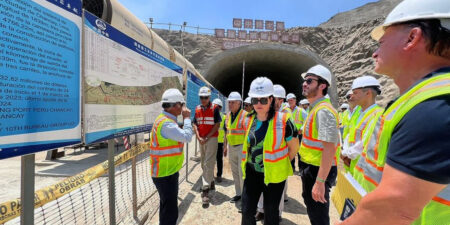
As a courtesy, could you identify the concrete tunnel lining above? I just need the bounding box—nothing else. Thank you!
[203,43,338,106]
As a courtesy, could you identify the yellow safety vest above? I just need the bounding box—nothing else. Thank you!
[241,112,293,184]
[353,73,450,225]
[149,114,184,177]
[343,106,361,140]
[346,105,384,174]
[226,109,250,146]
[293,106,307,134]
[218,113,225,143]
[299,98,340,167]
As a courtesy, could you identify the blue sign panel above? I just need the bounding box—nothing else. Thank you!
[0,0,82,159]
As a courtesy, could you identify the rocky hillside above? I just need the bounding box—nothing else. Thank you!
[155,0,402,106]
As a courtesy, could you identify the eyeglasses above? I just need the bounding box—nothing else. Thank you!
[200,96,209,100]
[251,97,269,105]
[304,78,319,85]
[244,103,252,107]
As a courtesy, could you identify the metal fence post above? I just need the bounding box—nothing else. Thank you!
[20,154,35,225]
[185,143,189,182]
[131,144,138,219]
[108,139,116,225]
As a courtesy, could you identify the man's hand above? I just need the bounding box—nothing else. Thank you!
[341,156,351,167]
[198,136,205,145]
[182,106,191,119]
[312,181,327,203]
[223,145,228,157]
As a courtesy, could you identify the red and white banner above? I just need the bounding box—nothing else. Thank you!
[270,32,279,41]
[215,29,225,38]
[291,33,300,43]
[233,18,242,28]
[249,31,258,40]
[238,30,247,39]
[255,20,264,29]
[244,19,253,29]
[227,29,236,39]
[276,21,285,31]
[265,20,274,30]
[260,32,269,41]
[281,33,290,43]
[222,40,252,50]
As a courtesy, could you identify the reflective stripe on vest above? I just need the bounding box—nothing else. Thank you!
[226,109,250,146]
[348,105,383,144]
[149,114,184,177]
[195,104,219,137]
[354,73,450,224]
[300,98,339,167]
[241,112,293,184]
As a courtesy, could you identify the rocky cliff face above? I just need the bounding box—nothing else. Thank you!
[155,0,403,106]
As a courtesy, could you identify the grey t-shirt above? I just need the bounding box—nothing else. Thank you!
[316,109,340,144]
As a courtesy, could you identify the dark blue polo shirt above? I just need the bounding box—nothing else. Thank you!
[386,67,450,184]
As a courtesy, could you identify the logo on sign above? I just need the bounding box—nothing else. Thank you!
[95,19,107,31]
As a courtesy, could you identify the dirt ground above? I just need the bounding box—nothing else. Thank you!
[149,151,340,225]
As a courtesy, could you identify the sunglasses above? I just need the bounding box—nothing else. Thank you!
[304,78,319,85]
[251,98,269,105]
[244,103,252,107]
[200,96,209,100]
[346,95,351,99]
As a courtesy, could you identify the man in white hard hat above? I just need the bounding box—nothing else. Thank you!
[339,0,450,224]
[299,64,340,225]
[213,99,225,183]
[287,93,307,172]
[193,86,222,207]
[273,84,292,114]
[299,99,310,111]
[244,97,254,112]
[223,92,249,207]
[149,89,192,225]
[341,76,384,174]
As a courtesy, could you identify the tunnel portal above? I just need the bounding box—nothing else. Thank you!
[202,43,337,105]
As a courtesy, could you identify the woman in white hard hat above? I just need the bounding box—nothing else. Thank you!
[240,77,299,225]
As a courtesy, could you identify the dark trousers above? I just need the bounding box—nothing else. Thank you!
[299,162,337,225]
[241,164,285,225]
[152,172,179,225]
[216,143,224,177]
[290,135,303,171]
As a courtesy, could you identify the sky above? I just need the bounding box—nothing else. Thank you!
[118,0,377,32]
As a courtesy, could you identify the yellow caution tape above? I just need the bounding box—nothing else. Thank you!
[0,142,150,224]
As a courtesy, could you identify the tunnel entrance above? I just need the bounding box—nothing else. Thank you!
[203,43,337,105]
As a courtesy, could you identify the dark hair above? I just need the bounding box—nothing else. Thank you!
[401,19,450,58]
[247,96,276,121]
[317,77,329,96]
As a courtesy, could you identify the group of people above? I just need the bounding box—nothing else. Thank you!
[148,0,449,224]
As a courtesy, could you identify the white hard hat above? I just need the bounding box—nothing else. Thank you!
[199,86,211,96]
[346,90,353,97]
[299,99,309,105]
[244,97,251,104]
[273,84,286,98]
[325,94,330,99]
[371,0,450,41]
[227,92,242,101]
[340,103,349,109]
[302,64,332,85]
[352,76,381,93]
[162,89,185,103]
[212,98,223,107]
[248,77,274,98]
[286,93,296,100]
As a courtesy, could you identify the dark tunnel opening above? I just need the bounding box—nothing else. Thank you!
[203,44,337,105]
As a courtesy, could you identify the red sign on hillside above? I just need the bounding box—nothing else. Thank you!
[233,18,242,28]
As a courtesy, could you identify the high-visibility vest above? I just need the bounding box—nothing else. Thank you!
[353,73,450,225]
[149,113,184,177]
[293,107,308,134]
[225,109,250,146]
[343,106,361,140]
[299,98,340,167]
[241,112,294,184]
[218,113,225,143]
[346,105,384,174]
[195,103,219,137]
[280,104,292,114]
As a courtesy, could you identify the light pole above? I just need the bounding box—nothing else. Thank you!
[149,18,153,29]
[181,21,187,57]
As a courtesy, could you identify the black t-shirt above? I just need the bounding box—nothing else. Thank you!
[386,67,450,184]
